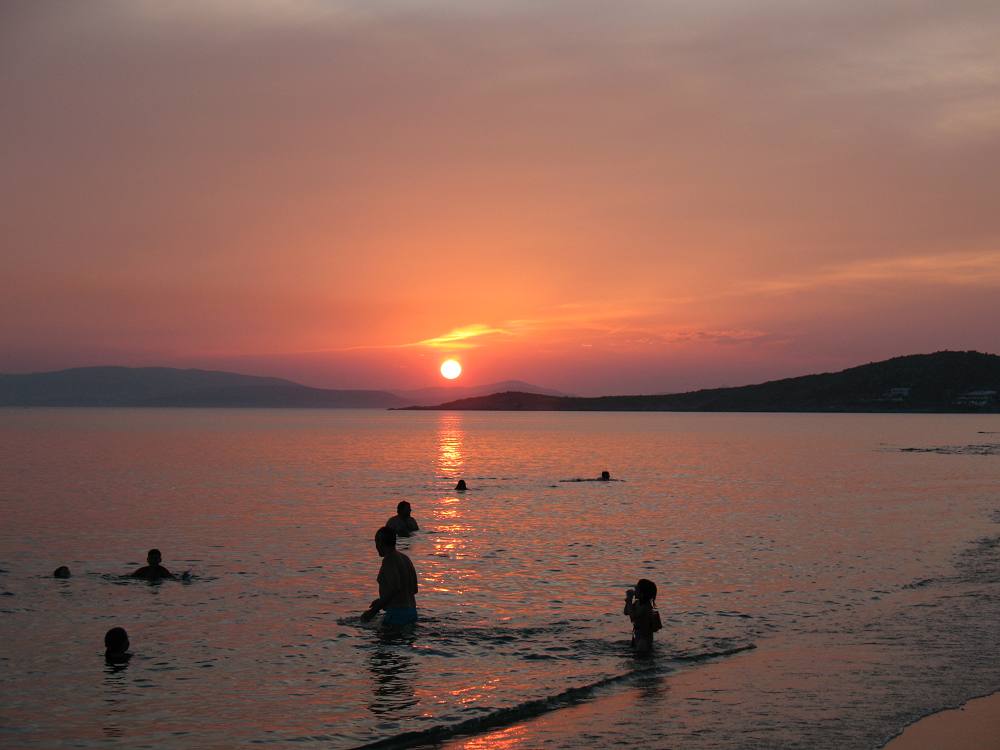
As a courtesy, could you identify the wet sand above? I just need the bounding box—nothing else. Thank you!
[883,691,1000,750]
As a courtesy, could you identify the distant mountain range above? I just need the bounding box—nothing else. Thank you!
[0,366,564,408]
[3,352,998,411]
[401,351,1000,413]
[0,366,407,408]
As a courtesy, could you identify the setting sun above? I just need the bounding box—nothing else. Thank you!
[440,359,462,380]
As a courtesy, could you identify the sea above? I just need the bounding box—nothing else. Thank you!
[1,408,999,749]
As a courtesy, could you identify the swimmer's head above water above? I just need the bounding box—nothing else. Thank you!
[396,501,412,518]
[104,627,130,658]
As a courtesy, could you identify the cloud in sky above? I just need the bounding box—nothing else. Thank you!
[416,324,512,349]
[1,0,998,392]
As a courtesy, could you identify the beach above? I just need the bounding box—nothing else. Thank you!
[882,691,1000,750]
[1,408,999,749]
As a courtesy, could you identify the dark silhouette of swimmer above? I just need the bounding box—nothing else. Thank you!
[454,479,467,491]
[559,471,620,482]
[132,549,175,581]
[361,527,418,626]
[104,627,130,662]
[53,565,71,578]
[385,501,419,537]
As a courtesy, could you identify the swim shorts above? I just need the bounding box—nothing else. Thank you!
[382,607,418,626]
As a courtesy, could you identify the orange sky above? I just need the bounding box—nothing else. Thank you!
[2,1,998,394]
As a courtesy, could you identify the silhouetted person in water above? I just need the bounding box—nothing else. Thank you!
[560,471,619,482]
[104,627,131,663]
[361,527,419,626]
[624,578,662,655]
[454,479,467,491]
[132,549,175,581]
[385,501,419,537]
[53,565,71,578]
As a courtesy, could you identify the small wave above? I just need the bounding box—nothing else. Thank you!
[338,618,595,656]
[98,572,200,585]
[900,443,1000,455]
[903,578,938,589]
[336,615,378,629]
[950,534,1000,586]
[349,643,755,750]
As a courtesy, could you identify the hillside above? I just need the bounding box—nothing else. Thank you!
[392,379,569,406]
[0,366,407,408]
[401,351,1000,412]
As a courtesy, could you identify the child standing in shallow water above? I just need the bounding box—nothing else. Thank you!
[624,578,661,654]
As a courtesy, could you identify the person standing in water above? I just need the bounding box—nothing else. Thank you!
[361,527,418,626]
[132,549,175,580]
[385,501,419,537]
[623,578,661,654]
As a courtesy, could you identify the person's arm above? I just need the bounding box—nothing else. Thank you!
[362,558,400,620]
[623,588,635,616]
[407,556,418,595]
[360,599,381,621]
[379,557,402,608]
[409,518,419,531]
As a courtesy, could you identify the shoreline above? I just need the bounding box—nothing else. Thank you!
[882,690,1000,749]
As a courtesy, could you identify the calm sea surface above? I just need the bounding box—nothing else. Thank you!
[1,409,999,749]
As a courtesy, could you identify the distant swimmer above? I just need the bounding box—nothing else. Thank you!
[623,578,662,655]
[455,479,467,491]
[361,527,419,627]
[132,549,176,581]
[53,565,71,579]
[560,471,621,483]
[104,626,131,663]
[385,501,419,537]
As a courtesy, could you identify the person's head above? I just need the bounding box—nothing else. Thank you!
[635,578,657,604]
[455,479,467,491]
[146,549,162,566]
[396,501,411,518]
[104,627,130,656]
[600,471,611,481]
[53,565,71,579]
[374,526,397,557]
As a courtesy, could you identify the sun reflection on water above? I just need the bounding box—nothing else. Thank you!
[456,722,530,749]
[436,413,466,477]
[424,413,481,597]
[433,415,470,559]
